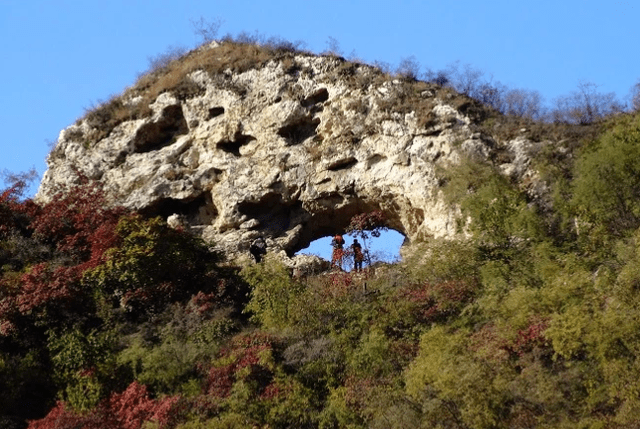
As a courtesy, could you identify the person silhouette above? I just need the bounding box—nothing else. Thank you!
[249,236,267,262]
[351,239,363,272]
[330,234,345,269]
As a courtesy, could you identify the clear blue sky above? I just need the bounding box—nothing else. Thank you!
[1,0,638,259]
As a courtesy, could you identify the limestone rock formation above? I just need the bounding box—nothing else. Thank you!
[37,43,542,260]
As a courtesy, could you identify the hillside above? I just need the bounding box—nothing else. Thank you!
[3,40,640,428]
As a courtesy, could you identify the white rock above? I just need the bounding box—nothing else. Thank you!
[37,49,540,260]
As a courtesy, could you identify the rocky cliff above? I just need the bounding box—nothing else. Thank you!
[38,42,542,260]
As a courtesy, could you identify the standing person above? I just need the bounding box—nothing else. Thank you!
[351,238,364,272]
[331,234,345,269]
[249,236,267,263]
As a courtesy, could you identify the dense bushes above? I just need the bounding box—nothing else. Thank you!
[570,114,640,243]
[28,381,180,429]
[84,215,235,316]
[241,258,304,331]
[0,179,246,427]
[7,111,640,427]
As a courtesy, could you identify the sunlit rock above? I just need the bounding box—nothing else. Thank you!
[38,45,542,260]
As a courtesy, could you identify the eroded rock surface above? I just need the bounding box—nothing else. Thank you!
[38,46,542,260]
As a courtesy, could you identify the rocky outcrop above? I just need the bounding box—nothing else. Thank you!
[38,44,542,260]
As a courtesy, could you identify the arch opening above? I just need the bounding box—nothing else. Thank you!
[234,192,417,261]
[291,197,405,250]
[295,229,406,268]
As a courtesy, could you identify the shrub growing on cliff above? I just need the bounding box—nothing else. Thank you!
[0,178,247,425]
[0,179,128,337]
[0,171,36,238]
[28,381,180,429]
[443,157,544,261]
[395,56,420,80]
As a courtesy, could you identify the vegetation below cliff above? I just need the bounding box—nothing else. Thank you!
[2,109,640,428]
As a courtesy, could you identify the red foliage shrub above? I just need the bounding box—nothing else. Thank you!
[259,382,283,400]
[508,318,549,357]
[108,382,179,429]
[309,272,355,300]
[188,291,219,315]
[0,182,25,237]
[204,333,278,399]
[346,211,387,238]
[205,364,236,399]
[27,401,85,429]
[29,179,126,262]
[0,180,129,334]
[329,272,354,297]
[468,323,511,363]
[399,279,476,323]
[0,180,39,238]
[17,263,84,314]
[469,318,550,362]
[27,382,179,429]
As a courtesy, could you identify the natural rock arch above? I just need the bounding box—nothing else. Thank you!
[38,46,540,261]
[237,193,406,256]
[182,180,445,260]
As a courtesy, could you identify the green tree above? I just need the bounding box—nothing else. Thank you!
[241,258,304,331]
[47,327,117,410]
[571,114,640,245]
[83,215,231,316]
[405,326,514,429]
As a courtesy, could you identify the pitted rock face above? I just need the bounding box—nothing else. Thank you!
[38,46,537,259]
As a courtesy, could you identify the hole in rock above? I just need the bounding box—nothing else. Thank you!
[217,133,256,156]
[133,105,188,153]
[366,154,386,168]
[277,117,321,145]
[301,88,329,108]
[296,229,406,269]
[208,107,225,119]
[327,157,358,171]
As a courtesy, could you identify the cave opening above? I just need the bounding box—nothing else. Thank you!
[236,191,413,263]
[287,195,408,263]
